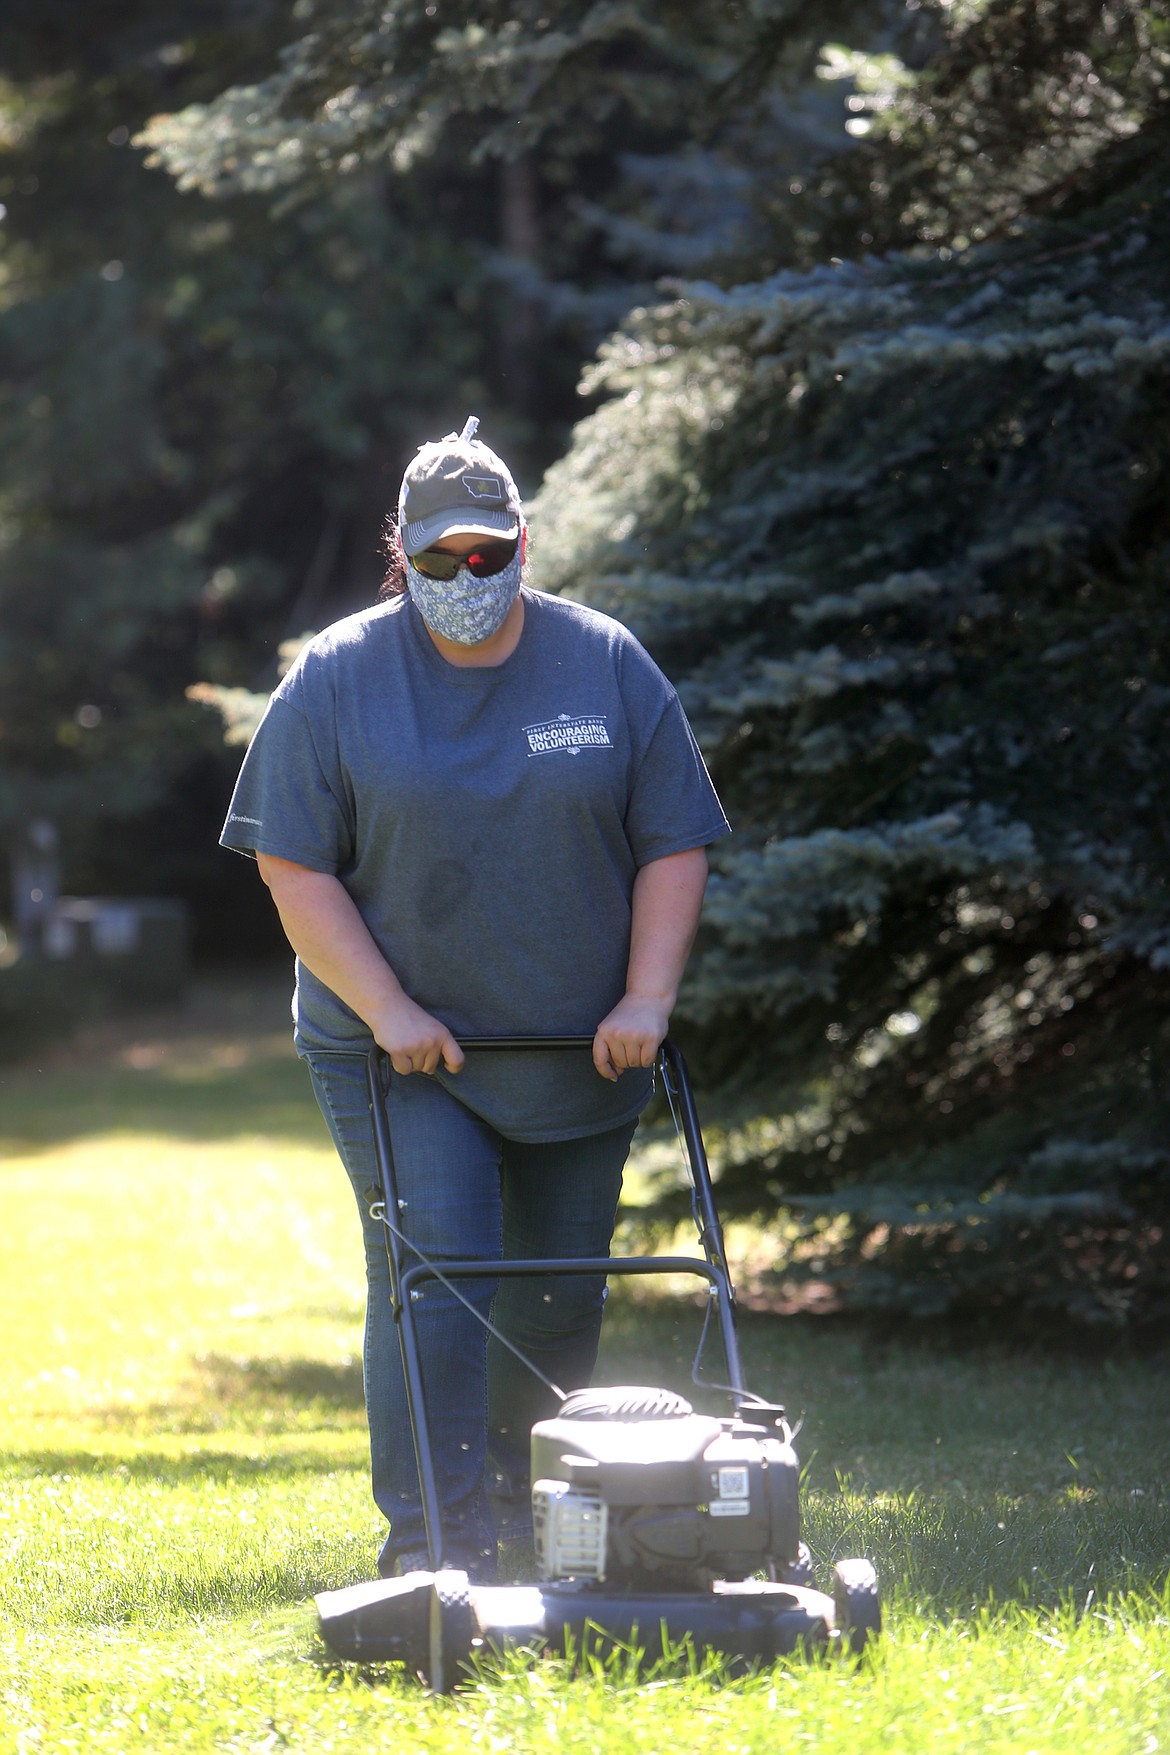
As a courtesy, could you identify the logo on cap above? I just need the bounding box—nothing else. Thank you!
[464,475,504,501]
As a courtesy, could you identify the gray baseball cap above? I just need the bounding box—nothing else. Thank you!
[398,416,523,554]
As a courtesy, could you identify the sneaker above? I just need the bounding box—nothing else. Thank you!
[377,1543,433,1580]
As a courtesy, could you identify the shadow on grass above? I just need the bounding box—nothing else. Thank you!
[0,1057,325,1154]
[805,1479,1170,1608]
[0,969,334,1153]
[53,1354,370,1437]
[190,1353,366,1410]
[0,1446,363,1483]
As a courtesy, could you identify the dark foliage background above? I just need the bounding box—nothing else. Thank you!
[2,0,1166,1322]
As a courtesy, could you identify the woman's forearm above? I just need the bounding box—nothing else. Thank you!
[593,845,709,1079]
[626,845,709,1008]
[256,854,404,1021]
[255,853,462,1074]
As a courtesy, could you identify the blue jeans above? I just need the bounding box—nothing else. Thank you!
[305,1052,633,1580]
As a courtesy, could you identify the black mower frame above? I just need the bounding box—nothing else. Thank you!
[365,1034,749,1571]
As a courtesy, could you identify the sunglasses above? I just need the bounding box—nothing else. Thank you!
[410,538,518,581]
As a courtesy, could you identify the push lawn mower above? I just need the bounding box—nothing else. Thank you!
[314,1038,880,1689]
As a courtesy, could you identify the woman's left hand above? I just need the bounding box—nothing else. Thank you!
[593,994,671,1082]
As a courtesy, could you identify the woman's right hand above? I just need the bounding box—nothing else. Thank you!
[373,996,465,1077]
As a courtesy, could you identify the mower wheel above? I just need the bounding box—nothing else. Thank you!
[426,1570,476,1693]
[832,1558,881,1654]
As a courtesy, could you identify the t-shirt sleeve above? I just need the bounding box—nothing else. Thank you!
[623,683,731,867]
[219,685,354,873]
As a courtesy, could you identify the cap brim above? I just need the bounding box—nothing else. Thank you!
[403,507,520,553]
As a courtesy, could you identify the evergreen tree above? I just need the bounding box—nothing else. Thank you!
[138,1,890,348]
[531,0,1170,1324]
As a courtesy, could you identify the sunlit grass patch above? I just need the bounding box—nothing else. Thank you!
[0,1454,370,1629]
[1,976,1169,1753]
[0,980,359,1443]
[0,1131,363,1436]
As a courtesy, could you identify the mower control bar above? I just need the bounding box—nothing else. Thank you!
[399,1252,730,1297]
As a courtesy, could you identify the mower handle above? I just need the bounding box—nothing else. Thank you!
[368,1042,728,1278]
[453,1035,595,1050]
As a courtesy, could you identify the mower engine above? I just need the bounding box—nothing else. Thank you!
[531,1386,800,1588]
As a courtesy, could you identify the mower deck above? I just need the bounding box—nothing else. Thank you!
[316,1559,880,1689]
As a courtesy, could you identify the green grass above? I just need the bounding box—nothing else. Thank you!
[1,973,1168,1753]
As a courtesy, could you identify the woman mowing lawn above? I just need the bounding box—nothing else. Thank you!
[220,415,730,1583]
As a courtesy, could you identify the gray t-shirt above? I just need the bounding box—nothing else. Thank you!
[221,586,730,1140]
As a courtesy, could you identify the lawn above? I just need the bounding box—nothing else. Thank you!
[1,973,1167,1753]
